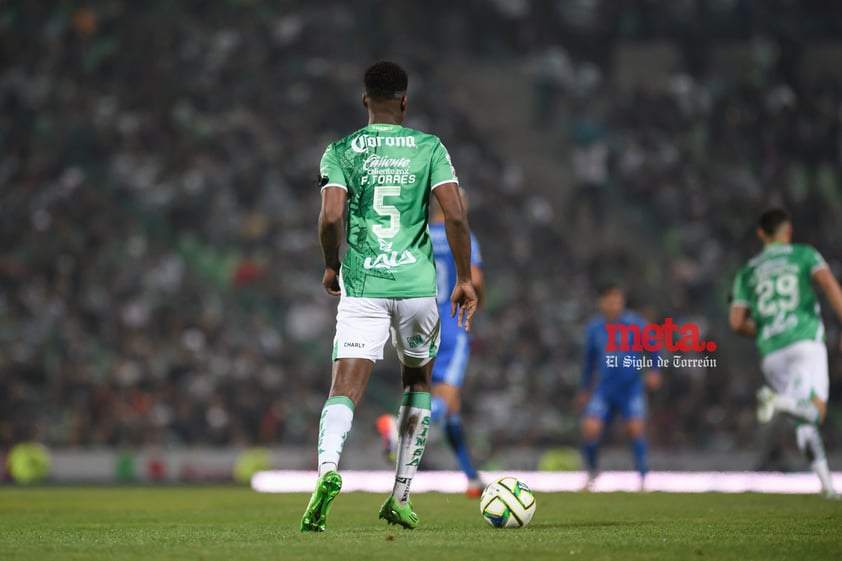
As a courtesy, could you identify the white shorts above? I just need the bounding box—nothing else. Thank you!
[332,296,440,367]
[761,340,829,403]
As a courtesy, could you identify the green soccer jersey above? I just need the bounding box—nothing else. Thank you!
[731,243,828,356]
[319,123,458,298]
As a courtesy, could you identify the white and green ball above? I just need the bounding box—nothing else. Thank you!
[479,476,536,528]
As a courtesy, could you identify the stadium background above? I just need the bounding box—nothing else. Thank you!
[2,0,842,482]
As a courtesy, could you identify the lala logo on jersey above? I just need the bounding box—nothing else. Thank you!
[605,318,717,352]
[363,239,417,270]
[760,313,799,340]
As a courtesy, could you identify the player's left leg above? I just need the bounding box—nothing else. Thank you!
[302,297,390,532]
[378,297,439,529]
[301,358,375,532]
[581,393,609,490]
[622,392,648,490]
[757,387,823,424]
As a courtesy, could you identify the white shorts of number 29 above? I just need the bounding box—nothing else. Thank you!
[761,339,829,403]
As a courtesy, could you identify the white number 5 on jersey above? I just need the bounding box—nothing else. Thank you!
[373,185,401,239]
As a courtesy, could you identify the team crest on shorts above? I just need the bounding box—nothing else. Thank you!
[406,335,423,348]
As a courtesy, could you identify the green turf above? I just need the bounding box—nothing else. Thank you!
[1,487,841,561]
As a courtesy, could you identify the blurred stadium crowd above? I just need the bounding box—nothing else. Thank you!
[2,1,842,468]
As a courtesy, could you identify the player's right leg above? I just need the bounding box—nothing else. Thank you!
[433,383,484,497]
[791,342,835,498]
[379,362,433,529]
[430,329,483,497]
[581,392,608,491]
[301,297,390,531]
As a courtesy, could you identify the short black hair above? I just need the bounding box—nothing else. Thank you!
[597,281,623,297]
[758,207,790,237]
[364,61,408,101]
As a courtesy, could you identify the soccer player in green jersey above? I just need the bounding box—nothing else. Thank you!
[730,208,842,498]
[300,61,478,531]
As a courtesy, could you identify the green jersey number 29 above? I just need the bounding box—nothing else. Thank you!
[756,273,799,317]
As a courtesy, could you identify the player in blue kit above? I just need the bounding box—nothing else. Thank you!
[379,188,486,497]
[576,283,661,490]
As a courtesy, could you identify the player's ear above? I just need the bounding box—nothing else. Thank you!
[362,93,368,109]
[400,95,407,113]
[756,227,764,242]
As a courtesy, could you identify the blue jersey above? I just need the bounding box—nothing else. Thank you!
[430,222,482,315]
[582,311,655,398]
[429,222,482,386]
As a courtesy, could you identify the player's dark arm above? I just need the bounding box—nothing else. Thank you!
[813,267,842,350]
[728,305,757,338]
[319,186,346,296]
[433,182,477,330]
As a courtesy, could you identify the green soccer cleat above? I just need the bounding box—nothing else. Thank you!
[300,471,342,532]
[378,496,419,529]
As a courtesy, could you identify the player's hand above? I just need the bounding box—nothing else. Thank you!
[574,390,590,411]
[450,280,478,332]
[322,266,341,296]
[645,369,662,391]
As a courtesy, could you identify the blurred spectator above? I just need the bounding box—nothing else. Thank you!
[1,1,841,464]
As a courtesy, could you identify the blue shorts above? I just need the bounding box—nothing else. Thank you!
[431,327,470,387]
[584,390,646,422]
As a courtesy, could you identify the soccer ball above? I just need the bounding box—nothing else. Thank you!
[479,477,536,528]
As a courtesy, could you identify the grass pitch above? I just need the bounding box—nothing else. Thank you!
[1,486,841,561]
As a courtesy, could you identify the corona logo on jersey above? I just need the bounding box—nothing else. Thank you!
[351,134,417,153]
